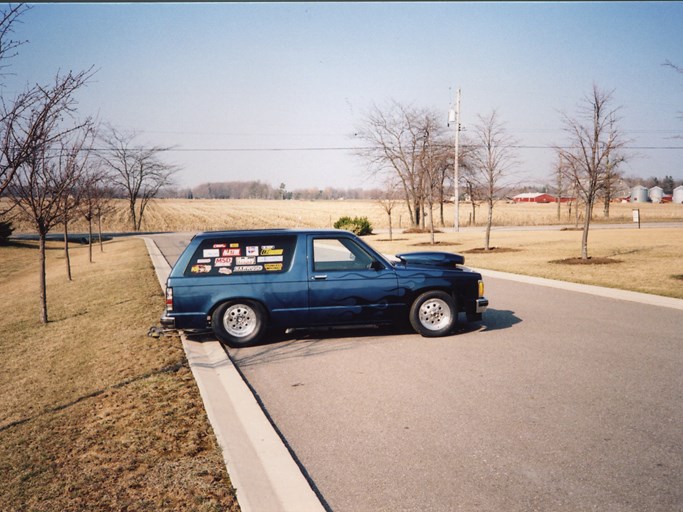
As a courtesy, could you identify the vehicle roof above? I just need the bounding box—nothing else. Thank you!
[192,228,350,239]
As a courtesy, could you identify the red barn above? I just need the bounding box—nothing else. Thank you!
[512,193,556,203]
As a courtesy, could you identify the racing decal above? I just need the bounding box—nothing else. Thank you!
[246,246,259,256]
[212,243,226,248]
[264,263,283,272]
[190,264,212,274]
[229,243,240,248]
[222,248,241,256]
[260,247,283,256]
[257,255,283,263]
[233,265,263,272]
[236,257,257,265]
[203,249,220,258]
[217,267,233,275]
[196,258,211,263]
[214,257,233,267]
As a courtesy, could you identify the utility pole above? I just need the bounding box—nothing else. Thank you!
[450,88,462,231]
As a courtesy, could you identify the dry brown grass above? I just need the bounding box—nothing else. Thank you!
[5,198,683,233]
[0,238,239,511]
[367,227,683,299]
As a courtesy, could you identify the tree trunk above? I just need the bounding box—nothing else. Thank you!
[581,200,592,260]
[88,216,93,263]
[388,212,393,241]
[98,213,104,252]
[63,221,72,281]
[39,233,48,324]
[484,200,493,250]
[129,200,138,232]
[428,203,435,245]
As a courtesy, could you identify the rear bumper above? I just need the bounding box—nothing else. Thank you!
[475,297,489,314]
[160,314,176,329]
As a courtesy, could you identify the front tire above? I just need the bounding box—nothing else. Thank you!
[212,301,266,347]
[409,291,457,337]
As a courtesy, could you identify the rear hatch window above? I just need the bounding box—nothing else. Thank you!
[184,235,296,277]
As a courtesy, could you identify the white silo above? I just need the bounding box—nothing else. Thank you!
[673,186,683,204]
[630,185,649,203]
[649,186,664,203]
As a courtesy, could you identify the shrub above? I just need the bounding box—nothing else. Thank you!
[0,220,13,245]
[333,216,373,236]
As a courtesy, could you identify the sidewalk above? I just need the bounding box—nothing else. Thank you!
[143,237,326,512]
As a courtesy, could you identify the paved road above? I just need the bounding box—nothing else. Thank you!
[152,232,683,512]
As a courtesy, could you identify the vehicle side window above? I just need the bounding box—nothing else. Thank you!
[313,238,374,272]
[184,236,296,276]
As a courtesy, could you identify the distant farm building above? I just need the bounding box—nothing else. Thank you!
[673,186,683,204]
[648,186,664,203]
[512,193,572,203]
[630,185,649,203]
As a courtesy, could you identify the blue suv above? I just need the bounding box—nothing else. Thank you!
[161,229,488,347]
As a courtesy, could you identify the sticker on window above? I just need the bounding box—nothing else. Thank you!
[191,264,212,274]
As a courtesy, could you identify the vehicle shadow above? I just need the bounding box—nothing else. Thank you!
[183,312,518,369]
[479,308,523,331]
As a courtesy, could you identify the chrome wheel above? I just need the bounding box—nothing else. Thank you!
[223,303,258,338]
[417,297,452,331]
[409,291,457,337]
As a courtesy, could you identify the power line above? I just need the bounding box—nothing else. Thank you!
[85,144,683,153]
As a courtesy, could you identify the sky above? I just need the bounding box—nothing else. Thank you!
[4,2,683,191]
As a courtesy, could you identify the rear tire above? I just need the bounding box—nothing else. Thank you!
[212,300,266,347]
[409,291,457,337]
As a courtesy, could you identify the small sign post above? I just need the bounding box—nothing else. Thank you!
[632,208,640,229]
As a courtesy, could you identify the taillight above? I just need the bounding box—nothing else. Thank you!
[166,287,173,312]
[478,280,485,298]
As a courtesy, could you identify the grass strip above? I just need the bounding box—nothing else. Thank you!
[0,238,239,511]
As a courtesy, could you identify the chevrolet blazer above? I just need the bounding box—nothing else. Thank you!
[160,229,488,347]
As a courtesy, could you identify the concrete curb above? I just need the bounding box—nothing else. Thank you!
[142,237,325,512]
[476,268,683,311]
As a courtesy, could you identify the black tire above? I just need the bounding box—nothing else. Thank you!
[409,291,457,337]
[211,300,266,347]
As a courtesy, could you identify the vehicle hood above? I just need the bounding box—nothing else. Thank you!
[394,251,465,269]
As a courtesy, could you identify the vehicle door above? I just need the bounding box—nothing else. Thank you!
[307,234,400,326]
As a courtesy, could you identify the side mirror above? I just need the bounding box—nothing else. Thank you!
[370,260,385,271]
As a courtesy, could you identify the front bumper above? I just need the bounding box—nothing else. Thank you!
[475,297,489,314]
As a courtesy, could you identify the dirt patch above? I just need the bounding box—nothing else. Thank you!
[672,274,683,281]
[411,241,461,247]
[403,228,443,234]
[550,257,623,265]
[463,247,521,254]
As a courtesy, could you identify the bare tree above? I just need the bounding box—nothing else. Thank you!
[0,4,28,82]
[356,101,450,229]
[59,123,95,277]
[99,126,177,231]
[76,161,109,261]
[377,178,401,241]
[6,70,93,323]
[0,4,30,198]
[467,110,519,250]
[557,85,626,260]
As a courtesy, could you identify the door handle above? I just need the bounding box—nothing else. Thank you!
[312,274,328,280]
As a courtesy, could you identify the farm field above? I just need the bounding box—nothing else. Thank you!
[5,198,683,234]
[4,198,683,298]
